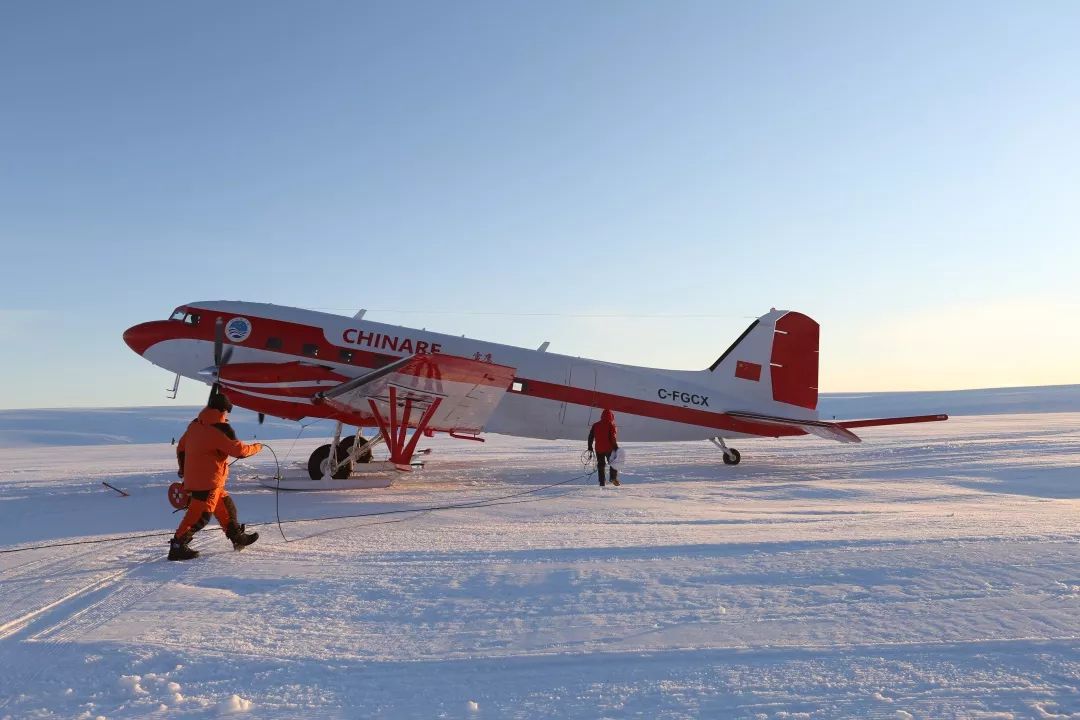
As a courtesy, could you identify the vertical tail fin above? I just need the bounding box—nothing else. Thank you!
[706,310,820,413]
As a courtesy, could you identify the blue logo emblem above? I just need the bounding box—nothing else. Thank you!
[225,317,252,342]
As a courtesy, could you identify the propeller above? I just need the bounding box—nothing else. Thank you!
[200,317,234,404]
[201,317,262,424]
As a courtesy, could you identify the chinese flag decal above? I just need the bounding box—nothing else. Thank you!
[735,360,762,381]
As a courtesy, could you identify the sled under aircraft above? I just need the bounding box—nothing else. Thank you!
[123,302,947,481]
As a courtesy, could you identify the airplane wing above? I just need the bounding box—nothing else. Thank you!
[315,353,517,434]
[727,411,948,444]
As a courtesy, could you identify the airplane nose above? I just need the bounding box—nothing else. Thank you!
[123,322,164,356]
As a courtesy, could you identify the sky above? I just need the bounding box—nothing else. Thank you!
[1,1,1078,409]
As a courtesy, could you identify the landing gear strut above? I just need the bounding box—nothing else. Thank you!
[338,434,374,464]
[368,386,442,471]
[307,423,382,480]
[305,387,440,478]
[710,437,741,465]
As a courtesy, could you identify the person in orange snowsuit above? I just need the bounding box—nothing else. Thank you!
[587,409,620,487]
[169,392,262,561]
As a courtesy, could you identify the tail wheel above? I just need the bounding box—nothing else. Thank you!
[308,444,353,480]
[338,434,373,463]
[723,448,741,466]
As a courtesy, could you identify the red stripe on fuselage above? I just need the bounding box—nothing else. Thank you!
[517,379,807,438]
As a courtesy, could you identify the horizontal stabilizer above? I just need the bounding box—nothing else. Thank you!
[837,414,949,429]
[726,410,862,443]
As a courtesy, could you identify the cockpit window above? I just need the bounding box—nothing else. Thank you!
[169,308,200,325]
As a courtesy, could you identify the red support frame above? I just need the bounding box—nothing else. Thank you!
[368,386,443,470]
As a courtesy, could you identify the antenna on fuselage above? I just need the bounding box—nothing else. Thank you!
[537,341,550,352]
[354,309,367,320]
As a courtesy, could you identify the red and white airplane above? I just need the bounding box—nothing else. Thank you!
[123,302,947,480]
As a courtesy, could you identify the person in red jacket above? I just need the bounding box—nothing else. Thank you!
[169,392,262,561]
[587,409,620,487]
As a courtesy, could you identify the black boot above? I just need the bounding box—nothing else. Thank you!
[168,537,199,561]
[226,523,259,551]
[610,468,620,487]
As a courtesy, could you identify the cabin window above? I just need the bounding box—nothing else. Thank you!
[184,313,200,326]
[339,349,354,363]
[170,308,186,321]
[510,379,527,393]
[302,343,319,357]
[265,337,283,351]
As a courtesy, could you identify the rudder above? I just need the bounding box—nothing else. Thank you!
[769,311,819,409]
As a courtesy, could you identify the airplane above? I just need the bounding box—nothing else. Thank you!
[123,301,947,483]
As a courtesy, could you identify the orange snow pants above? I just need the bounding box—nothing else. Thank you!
[174,487,237,541]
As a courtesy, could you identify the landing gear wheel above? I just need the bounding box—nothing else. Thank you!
[338,435,373,463]
[722,448,741,466]
[308,444,353,480]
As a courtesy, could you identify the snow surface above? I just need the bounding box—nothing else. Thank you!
[1,403,1079,718]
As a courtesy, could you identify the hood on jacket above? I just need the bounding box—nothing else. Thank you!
[600,409,615,424]
[197,407,228,425]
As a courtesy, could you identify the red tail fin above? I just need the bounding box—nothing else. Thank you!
[770,312,819,410]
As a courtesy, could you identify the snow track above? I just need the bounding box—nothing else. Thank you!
[0,542,150,640]
[1,412,1079,718]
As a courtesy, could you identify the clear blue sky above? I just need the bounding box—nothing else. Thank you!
[2,1,1078,409]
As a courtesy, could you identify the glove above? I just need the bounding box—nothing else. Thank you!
[586,449,594,459]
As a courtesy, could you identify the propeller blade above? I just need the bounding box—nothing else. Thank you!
[208,318,235,404]
[214,317,225,367]
[258,413,265,425]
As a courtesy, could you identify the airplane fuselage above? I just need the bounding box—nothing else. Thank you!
[123,301,812,443]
